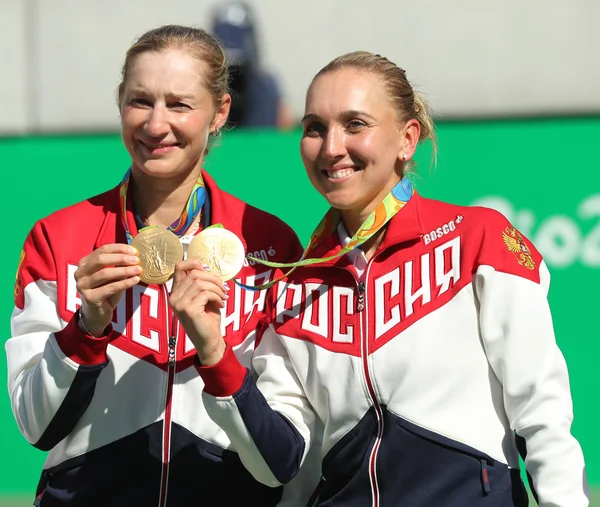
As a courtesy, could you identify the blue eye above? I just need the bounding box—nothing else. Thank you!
[347,120,366,131]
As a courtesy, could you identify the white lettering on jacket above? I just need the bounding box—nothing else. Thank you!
[332,286,354,343]
[422,219,457,245]
[275,236,462,344]
[131,285,160,352]
[66,267,271,357]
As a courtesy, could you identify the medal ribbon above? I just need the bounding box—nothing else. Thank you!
[235,178,414,291]
[119,168,206,244]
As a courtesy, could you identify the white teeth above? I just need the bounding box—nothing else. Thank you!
[142,141,175,149]
[328,168,355,179]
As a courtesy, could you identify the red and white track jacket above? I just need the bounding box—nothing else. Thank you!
[6,170,319,507]
[199,192,589,507]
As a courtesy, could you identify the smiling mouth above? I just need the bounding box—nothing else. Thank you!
[323,166,362,180]
[138,140,181,155]
[140,140,180,148]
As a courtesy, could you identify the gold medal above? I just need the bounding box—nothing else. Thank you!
[131,227,184,284]
[188,228,245,281]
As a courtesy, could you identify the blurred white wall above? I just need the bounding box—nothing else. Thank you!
[0,0,30,134]
[1,0,599,133]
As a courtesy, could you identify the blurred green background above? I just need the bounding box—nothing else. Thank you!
[1,119,598,505]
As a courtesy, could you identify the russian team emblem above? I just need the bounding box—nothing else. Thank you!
[502,227,535,270]
[14,249,25,299]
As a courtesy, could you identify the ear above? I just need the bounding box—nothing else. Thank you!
[397,118,421,162]
[211,93,232,132]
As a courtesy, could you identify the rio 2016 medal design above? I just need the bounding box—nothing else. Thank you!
[131,227,184,284]
[188,228,245,281]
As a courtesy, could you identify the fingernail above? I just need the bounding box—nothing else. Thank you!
[128,256,139,263]
[132,276,140,284]
[128,246,138,255]
[223,294,230,299]
[223,284,230,291]
[202,264,211,271]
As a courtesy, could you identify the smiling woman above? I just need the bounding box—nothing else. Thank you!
[191,51,590,507]
[116,27,230,227]
[5,24,319,507]
[300,53,436,257]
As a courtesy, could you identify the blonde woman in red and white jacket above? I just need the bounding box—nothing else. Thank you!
[190,52,589,507]
[6,25,319,507]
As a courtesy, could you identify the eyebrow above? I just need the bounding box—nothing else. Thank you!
[126,88,196,100]
[167,92,197,100]
[301,110,377,123]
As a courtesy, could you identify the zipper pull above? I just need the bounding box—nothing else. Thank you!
[306,475,326,507]
[357,282,365,311]
[168,336,176,365]
[480,459,491,495]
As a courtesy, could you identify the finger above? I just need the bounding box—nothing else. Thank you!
[176,258,226,284]
[175,258,206,273]
[171,259,203,297]
[77,265,142,291]
[183,274,229,302]
[186,269,229,291]
[91,243,138,255]
[172,259,189,292]
[170,269,202,304]
[171,265,228,300]
[80,276,141,305]
[170,277,228,312]
[193,289,227,310]
[80,243,138,266]
[77,252,140,279]
[170,275,228,310]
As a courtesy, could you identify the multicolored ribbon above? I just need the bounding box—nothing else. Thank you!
[236,178,414,291]
[119,168,206,243]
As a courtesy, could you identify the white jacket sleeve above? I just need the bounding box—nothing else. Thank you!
[199,323,317,488]
[6,221,111,449]
[475,259,588,507]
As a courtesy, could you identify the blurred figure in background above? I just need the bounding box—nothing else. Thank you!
[211,1,295,129]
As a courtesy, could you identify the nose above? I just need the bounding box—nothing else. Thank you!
[145,104,170,137]
[322,126,346,160]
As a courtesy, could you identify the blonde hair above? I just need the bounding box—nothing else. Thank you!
[312,51,437,173]
[117,25,229,108]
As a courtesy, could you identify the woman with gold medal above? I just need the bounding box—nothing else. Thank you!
[6,25,319,507]
[190,52,588,506]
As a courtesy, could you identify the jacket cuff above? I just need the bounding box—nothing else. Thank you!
[196,344,248,397]
[54,313,112,366]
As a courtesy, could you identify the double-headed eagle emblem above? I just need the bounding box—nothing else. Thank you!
[14,249,25,299]
[502,226,536,270]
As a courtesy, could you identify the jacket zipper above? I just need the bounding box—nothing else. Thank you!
[158,285,178,507]
[357,264,493,500]
[356,260,384,507]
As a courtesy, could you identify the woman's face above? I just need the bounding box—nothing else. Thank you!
[301,68,418,216]
[120,49,230,180]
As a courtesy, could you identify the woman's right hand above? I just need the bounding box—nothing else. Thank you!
[74,244,141,336]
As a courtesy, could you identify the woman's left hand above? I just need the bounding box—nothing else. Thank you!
[169,259,229,365]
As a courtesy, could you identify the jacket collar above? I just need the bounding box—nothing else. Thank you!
[95,169,247,249]
[301,191,425,269]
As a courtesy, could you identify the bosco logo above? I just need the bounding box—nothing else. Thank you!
[244,246,276,266]
[422,215,462,245]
